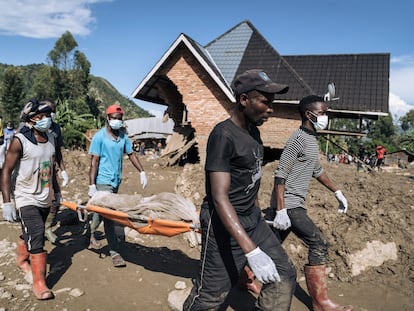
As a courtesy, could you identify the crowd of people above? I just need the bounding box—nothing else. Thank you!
[327,143,387,172]
[1,70,356,310]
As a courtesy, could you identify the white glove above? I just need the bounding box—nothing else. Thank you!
[88,184,97,198]
[273,209,291,230]
[2,202,17,222]
[245,247,280,284]
[61,170,69,187]
[140,171,148,189]
[335,190,348,213]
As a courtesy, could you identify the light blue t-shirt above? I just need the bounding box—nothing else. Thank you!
[89,127,133,188]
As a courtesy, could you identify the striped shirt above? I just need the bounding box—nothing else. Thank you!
[274,126,323,209]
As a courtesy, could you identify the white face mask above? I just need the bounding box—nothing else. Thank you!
[309,111,329,130]
[31,117,52,132]
[108,119,123,130]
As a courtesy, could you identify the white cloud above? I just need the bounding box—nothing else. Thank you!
[0,0,111,39]
[389,93,413,121]
[390,55,414,105]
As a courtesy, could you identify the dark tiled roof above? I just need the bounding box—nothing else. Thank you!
[283,54,390,113]
[206,21,314,100]
[133,20,389,118]
[206,20,389,115]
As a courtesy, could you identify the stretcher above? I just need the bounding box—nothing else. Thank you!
[61,201,200,237]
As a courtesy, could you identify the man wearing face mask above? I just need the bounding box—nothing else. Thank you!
[269,95,352,311]
[40,99,69,245]
[1,99,55,300]
[87,104,148,267]
[183,70,296,311]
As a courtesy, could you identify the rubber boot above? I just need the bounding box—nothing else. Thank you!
[44,210,58,244]
[16,239,33,283]
[304,265,352,311]
[239,266,262,295]
[30,252,54,300]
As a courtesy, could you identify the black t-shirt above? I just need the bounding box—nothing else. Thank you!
[204,119,263,215]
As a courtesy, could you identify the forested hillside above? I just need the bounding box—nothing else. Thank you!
[0,31,152,147]
[0,63,151,120]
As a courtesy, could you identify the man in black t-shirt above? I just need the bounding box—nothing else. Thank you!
[183,70,296,311]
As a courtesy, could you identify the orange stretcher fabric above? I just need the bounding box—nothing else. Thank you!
[61,201,193,237]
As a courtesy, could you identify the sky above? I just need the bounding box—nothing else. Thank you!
[0,0,413,121]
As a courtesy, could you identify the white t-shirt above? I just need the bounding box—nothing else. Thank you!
[14,132,55,209]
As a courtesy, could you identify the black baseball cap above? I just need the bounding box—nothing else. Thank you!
[232,69,289,95]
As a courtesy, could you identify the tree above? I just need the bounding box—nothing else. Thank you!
[400,110,414,132]
[32,66,55,99]
[367,114,398,153]
[55,100,97,147]
[48,31,78,70]
[0,66,25,124]
[47,31,92,104]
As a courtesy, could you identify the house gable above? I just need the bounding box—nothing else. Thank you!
[131,20,390,159]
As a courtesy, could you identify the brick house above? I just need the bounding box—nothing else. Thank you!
[131,20,389,162]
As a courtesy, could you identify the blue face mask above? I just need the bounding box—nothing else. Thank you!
[109,119,123,130]
[32,117,52,132]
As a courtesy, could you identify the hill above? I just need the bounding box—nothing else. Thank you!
[0,63,152,119]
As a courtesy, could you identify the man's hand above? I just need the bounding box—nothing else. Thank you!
[273,208,291,230]
[88,184,97,198]
[2,202,17,222]
[140,171,148,189]
[245,247,281,284]
[335,190,348,213]
[61,170,69,187]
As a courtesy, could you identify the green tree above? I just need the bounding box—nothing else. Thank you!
[400,109,414,132]
[47,31,92,105]
[48,31,78,70]
[32,66,55,99]
[367,114,398,153]
[399,131,414,153]
[0,66,26,124]
[55,100,97,147]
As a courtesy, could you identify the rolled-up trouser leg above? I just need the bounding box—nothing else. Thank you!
[89,212,101,235]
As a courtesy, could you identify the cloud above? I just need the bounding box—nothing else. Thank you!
[389,93,413,121]
[0,0,110,39]
[390,55,414,105]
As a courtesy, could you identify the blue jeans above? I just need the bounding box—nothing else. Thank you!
[275,207,329,265]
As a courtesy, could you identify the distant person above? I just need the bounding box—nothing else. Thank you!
[41,99,69,245]
[0,115,3,144]
[88,104,148,267]
[270,95,352,311]
[183,69,296,311]
[140,141,146,155]
[3,121,16,150]
[0,140,5,169]
[1,99,55,300]
[357,144,366,172]
[375,145,386,171]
